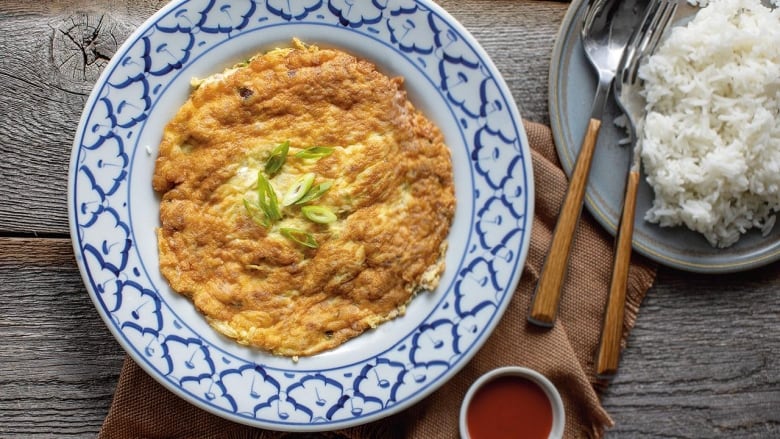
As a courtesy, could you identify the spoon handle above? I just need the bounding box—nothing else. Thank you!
[596,167,640,378]
[528,117,601,327]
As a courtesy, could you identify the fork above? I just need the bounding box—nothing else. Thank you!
[528,0,638,327]
[595,0,678,379]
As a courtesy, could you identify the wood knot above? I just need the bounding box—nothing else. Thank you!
[51,12,132,83]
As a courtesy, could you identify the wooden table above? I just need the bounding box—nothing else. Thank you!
[1,1,777,437]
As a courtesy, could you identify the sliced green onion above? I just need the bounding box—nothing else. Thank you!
[295,146,334,160]
[243,198,270,228]
[295,181,333,205]
[264,141,290,176]
[301,205,337,224]
[282,173,315,206]
[280,227,318,249]
[256,172,282,221]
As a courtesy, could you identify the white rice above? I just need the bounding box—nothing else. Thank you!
[638,0,780,248]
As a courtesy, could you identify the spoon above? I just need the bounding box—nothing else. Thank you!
[529,0,643,327]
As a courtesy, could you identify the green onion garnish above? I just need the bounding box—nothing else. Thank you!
[243,198,271,228]
[282,173,315,206]
[295,181,333,205]
[295,146,334,160]
[280,227,318,248]
[256,172,282,221]
[301,205,337,224]
[264,141,290,176]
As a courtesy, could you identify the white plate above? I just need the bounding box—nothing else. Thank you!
[67,0,533,431]
[549,0,780,273]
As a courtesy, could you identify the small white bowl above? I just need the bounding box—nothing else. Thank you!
[459,366,565,439]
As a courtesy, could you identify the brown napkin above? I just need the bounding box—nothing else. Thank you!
[99,121,656,439]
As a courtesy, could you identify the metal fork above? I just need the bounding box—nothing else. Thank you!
[596,0,678,379]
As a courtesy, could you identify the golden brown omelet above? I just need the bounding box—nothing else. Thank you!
[153,40,455,357]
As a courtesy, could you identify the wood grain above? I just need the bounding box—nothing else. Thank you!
[0,1,162,235]
[602,267,780,438]
[596,169,640,378]
[0,238,125,437]
[529,117,602,327]
[0,1,778,438]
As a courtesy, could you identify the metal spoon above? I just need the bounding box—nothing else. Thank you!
[529,0,643,327]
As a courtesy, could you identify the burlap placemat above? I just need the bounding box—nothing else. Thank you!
[98,121,656,439]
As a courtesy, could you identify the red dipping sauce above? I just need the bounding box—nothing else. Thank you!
[466,375,553,439]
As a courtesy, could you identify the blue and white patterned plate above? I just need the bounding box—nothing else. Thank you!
[67,0,533,431]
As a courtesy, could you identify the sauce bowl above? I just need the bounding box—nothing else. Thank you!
[459,366,565,439]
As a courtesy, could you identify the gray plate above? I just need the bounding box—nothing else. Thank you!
[548,0,780,273]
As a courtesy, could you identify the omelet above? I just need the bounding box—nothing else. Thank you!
[153,40,455,357]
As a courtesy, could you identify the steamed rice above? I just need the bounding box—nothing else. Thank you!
[638,0,780,248]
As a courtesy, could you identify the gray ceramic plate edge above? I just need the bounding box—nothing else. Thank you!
[548,0,780,273]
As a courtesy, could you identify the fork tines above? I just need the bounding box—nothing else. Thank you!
[621,0,679,83]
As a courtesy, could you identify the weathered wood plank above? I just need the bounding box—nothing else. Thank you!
[602,265,780,438]
[0,1,162,235]
[0,238,125,437]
